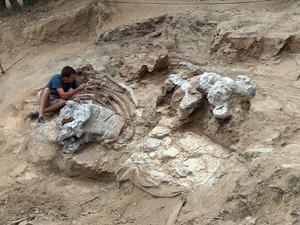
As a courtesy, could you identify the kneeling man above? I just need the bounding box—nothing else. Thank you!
[28,66,86,124]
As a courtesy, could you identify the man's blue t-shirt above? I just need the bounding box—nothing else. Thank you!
[47,74,80,97]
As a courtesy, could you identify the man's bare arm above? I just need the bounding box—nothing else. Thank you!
[57,84,86,99]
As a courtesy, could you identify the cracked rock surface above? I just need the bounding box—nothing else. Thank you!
[58,101,125,153]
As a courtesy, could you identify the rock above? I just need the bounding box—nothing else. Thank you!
[213,104,231,119]
[198,72,222,91]
[280,163,300,169]
[175,167,188,178]
[202,155,222,173]
[33,119,59,143]
[178,92,202,120]
[208,78,234,105]
[27,139,58,165]
[179,61,199,71]
[145,138,162,152]
[153,54,169,72]
[19,220,28,225]
[156,79,176,106]
[60,144,121,177]
[243,145,274,159]
[158,73,203,121]
[198,72,256,119]
[157,71,255,122]
[158,146,179,159]
[149,170,170,183]
[246,146,273,154]
[211,12,300,62]
[57,101,125,153]
[168,74,192,92]
[178,133,228,158]
[243,216,257,225]
[138,54,169,77]
[161,136,172,146]
[163,146,179,158]
[116,131,229,196]
[171,88,185,103]
[180,93,200,109]
[158,116,184,129]
[199,73,234,119]
[72,148,103,170]
[178,135,202,154]
[149,152,156,158]
[234,75,257,98]
[149,126,171,139]
[183,158,206,173]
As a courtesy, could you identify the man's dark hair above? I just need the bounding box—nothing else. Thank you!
[61,66,76,78]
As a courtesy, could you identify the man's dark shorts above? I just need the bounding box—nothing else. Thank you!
[36,88,60,107]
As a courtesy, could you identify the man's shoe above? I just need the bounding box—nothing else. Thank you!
[37,116,45,125]
[27,111,39,119]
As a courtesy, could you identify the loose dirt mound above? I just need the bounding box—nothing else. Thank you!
[211,11,300,62]
[0,0,112,57]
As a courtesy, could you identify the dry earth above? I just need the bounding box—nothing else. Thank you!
[0,0,300,224]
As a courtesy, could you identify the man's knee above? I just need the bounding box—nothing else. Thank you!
[38,88,51,109]
[58,99,67,105]
[41,88,51,98]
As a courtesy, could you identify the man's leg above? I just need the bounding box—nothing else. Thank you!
[44,99,66,113]
[38,88,51,117]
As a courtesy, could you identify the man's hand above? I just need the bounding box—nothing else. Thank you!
[78,83,87,92]
[57,83,87,99]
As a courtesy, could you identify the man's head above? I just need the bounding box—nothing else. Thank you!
[61,66,76,83]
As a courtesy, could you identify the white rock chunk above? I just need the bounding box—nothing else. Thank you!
[178,135,202,153]
[198,72,256,119]
[167,74,202,120]
[183,158,206,173]
[158,146,180,160]
[116,131,229,197]
[145,138,162,152]
[149,126,171,139]
[57,101,125,153]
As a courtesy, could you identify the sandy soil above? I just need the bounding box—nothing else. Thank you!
[1,0,300,224]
